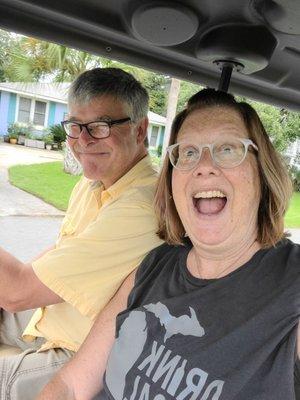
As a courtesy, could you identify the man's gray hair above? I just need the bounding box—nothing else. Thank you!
[68,67,149,122]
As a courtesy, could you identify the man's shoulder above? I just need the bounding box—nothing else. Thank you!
[118,173,157,206]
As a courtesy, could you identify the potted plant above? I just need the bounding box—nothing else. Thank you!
[7,123,32,145]
[19,123,33,145]
[7,123,20,144]
[8,132,18,144]
[43,132,54,150]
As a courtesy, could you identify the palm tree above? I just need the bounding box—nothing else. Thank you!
[5,37,103,82]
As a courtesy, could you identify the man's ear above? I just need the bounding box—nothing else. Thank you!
[136,117,149,144]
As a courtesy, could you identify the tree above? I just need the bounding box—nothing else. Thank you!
[98,59,169,116]
[284,111,300,144]
[0,30,18,82]
[143,72,168,116]
[3,37,104,82]
[248,100,300,152]
[177,80,202,112]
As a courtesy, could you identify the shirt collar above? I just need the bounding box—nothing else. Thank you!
[88,154,153,201]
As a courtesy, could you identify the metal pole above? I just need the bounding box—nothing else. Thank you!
[218,65,233,92]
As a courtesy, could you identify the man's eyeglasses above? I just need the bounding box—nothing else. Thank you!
[167,137,258,170]
[61,117,132,139]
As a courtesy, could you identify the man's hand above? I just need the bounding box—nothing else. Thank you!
[0,246,62,312]
[37,270,136,400]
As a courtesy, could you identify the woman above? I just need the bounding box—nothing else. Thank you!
[38,89,300,400]
[102,89,299,400]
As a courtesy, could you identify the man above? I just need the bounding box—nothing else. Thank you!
[0,67,162,399]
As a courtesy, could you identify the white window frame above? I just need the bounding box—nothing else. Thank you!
[15,95,49,129]
[149,124,162,149]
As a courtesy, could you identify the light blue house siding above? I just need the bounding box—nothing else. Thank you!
[8,93,17,125]
[158,126,165,146]
[47,102,67,127]
[0,91,15,135]
[47,102,56,126]
[54,103,68,125]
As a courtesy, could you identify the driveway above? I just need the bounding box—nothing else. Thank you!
[0,142,64,216]
[0,142,65,261]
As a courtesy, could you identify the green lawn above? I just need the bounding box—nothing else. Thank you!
[8,162,300,227]
[9,162,81,211]
[285,192,300,228]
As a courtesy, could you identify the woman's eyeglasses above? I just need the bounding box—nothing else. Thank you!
[167,137,258,170]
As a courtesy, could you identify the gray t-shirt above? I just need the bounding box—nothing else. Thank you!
[100,239,300,400]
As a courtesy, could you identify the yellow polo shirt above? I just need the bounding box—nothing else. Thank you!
[23,155,162,352]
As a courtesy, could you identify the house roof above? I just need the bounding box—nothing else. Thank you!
[148,111,166,125]
[0,82,166,124]
[0,82,69,104]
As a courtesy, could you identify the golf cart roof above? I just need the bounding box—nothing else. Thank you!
[0,0,299,110]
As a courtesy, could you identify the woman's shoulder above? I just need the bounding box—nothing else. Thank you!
[135,239,191,284]
[266,238,300,258]
[258,238,300,277]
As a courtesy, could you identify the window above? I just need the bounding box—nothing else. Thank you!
[18,97,31,123]
[150,125,159,147]
[17,96,47,127]
[33,101,47,125]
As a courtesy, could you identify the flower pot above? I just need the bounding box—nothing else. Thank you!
[45,144,52,150]
[17,135,26,145]
[9,138,17,144]
[25,138,45,149]
[36,140,45,149]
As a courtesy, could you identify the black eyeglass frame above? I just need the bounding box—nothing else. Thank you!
[61,117,132,139]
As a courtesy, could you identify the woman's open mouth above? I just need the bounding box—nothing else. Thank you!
[193,190,227,215]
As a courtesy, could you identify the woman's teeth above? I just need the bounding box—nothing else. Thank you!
[194,190,226,199]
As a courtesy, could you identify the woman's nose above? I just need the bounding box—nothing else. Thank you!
[192,147,219,176]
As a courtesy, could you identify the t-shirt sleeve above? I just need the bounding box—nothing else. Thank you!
[32,200,162,320]
[127,242,172,308]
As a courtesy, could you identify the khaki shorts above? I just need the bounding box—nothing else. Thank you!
[0,309,74,400]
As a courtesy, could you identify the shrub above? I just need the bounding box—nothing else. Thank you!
[149,149,161,168]
[156,144,162,157]
[42,132,54,145]
[289,164,300,192]
[49,124,66,148]
[293,169,300,192]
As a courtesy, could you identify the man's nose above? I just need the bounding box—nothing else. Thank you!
[77,126,96,145]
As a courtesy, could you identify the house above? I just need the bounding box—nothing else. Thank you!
[286,139,300,169]
[0,82,69,137]
[147,111,166,153]
[0,82,166,151]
